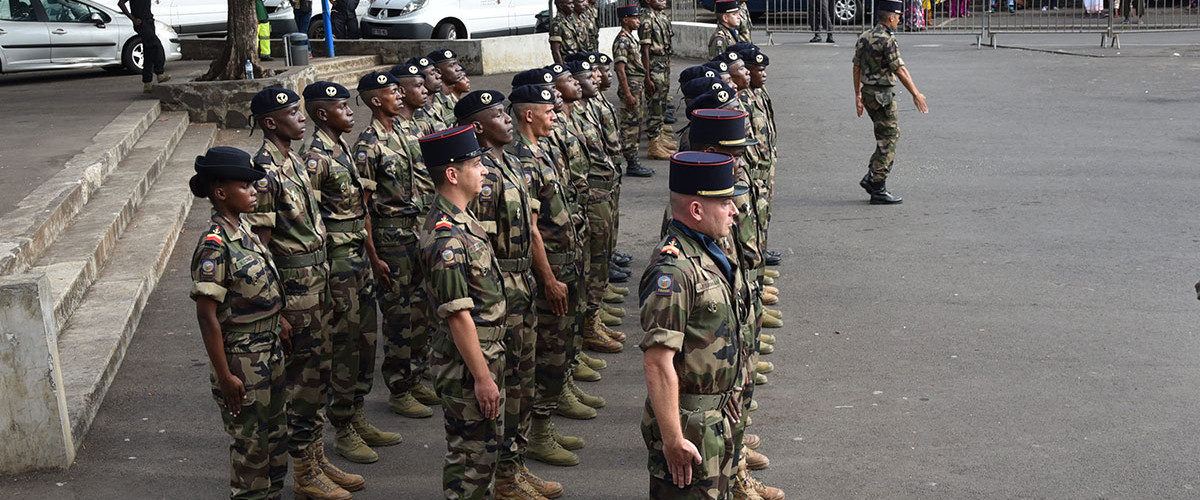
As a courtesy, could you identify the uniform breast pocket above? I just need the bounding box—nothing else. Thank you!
[281,183,308,219]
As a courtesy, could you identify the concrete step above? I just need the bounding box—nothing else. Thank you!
[31,112,191,335]
[309,54,381,76]
[0,100,161,277]
[323,64,394,89]
[56,123,217,448]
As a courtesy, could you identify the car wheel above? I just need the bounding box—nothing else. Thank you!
[122,36,144,74]
[307,15,325,40]
[834,0,861,24]
[433,21,460,39]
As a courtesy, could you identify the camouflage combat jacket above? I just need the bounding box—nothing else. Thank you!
[468,151,535,273]
[569,102,618,203]
[589,95,622,165]
[394,114,438,217]
[612,29,645,78]
[639,222,751,395]
[191,210,284,352]
[708,25,739,59]
[510,131,583,282]
[639,8,673,57]
[738,1,752,42]
[853,24,904,87]
[305,129,367,249]
[247,140,326,258]
[354,118,423,231]
[419,194,508,329]
[549,13,580,54]
[739,89,773,179]
[546,110,591,211]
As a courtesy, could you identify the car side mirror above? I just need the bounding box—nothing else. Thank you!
[88,11,105,27]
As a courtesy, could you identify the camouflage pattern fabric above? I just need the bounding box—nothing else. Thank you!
[638,223,753,500]
[740,89,776,244]
[862,86,899,183]
[640,7,672,138]
[591,95,623,169]
[421,102,449,131]
[420,194,509,500]
[469,151,538,476]
[853,24,905,87]
[189,212,288,499]
[509,132,585,418]
[737,1,752,42]
[353,118,431,395]
[246,140,332,455]
[546,113,591,212]
[613,29,646,78]
[579,4,599,51]
[549,12,581,55]
[614,28,646,159]
[571,103,618,312]
[707,26,738,59]
[433,92,457,131]
[306,129,378,425]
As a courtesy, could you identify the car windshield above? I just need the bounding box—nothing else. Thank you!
[42,0,101,22]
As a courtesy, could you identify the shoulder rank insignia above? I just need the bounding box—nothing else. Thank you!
[434,215,454,231]
[204,228,223,246]
[660,237,680,258]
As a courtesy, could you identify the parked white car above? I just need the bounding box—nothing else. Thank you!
[360,0,544,39]
[0,0,181,74]
[91,0,365,39]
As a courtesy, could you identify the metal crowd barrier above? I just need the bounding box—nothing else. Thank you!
[669,0,1199,48]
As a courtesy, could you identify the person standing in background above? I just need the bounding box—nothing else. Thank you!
[809,0,834,43]
[118,0,170,92]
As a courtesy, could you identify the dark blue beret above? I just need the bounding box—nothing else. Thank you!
[686,85,738,119]
[679,65,719,86]
[358,71,399,92]
[682,77,727,100]
[389,62,423,79]
[512,68,556,88]
[545,63,569,79]
[250,87,300,116]
[509,85,557,105]
[745,51,769,67]
[454,90,505,121]
[303,81,350,101]
[713,50,742,67]
[564,60,592,75]
[704,59,730,74]
[406,55,434,70]
[428,49,458,63]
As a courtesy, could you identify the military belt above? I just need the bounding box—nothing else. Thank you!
[678,392,733,413]
[587,177,615,190]
[224,317,280,334]
[476,324,506,343]
[546,252,577,266]
[373,215,420,229]
[273,247,326,268]
[496,256,532,273]
[324,217,365,233]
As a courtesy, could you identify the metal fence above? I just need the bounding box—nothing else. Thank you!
[669,0,1200,47]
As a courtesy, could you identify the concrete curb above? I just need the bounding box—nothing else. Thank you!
[0,101,161,277]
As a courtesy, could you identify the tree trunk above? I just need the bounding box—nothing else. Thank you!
[197,0,264,81]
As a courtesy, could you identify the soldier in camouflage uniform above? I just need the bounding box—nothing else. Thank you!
[852,0,928,204]
[455,90,564,500]
[613,5,654,177]
[407,55,450,131]
[708,0,746,59]
[189,147,288,500]
[430,49,466,121]
[640,151,753,500]
[640,0,676,159]
[417,125,509,500]
[575,0,598,51]
[300,81,403,466]
[737,0,753,42]
[549,0,580,64]
[244,88,360,499]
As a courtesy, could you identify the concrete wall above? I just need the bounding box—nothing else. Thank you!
[0,274,74,473]
[152,65,321,129]
[671,21,718,59]
[181,39,488,75]
[479,33,553,75]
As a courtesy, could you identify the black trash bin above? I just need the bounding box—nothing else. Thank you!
[284,33,309,66]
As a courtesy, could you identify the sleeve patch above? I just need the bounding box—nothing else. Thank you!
[441,248,458,266]
[655,273,674,296]
[199,259,216,279]
[356,150,368,164]
[479,184,493,201]
[255,178,270,192]
[306,158,319,174]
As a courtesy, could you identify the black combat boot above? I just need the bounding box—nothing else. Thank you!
[859,173,874,194]
[868,180,903,205]
[626,156,654,177]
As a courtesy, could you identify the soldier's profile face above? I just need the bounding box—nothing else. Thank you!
[322,100,355,134]
[477,107,513,146]
[422,67,443,93]
[697,197,738,239]
[400,78,428,108]
[749,66,766,88]
[267,103,306,141]
[532,103,556,137]
[730,61,750,89]
[220,180,258,214]
[454,156,488,196]
[577,73,598,98]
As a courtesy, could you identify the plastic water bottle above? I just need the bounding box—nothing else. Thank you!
[244,59,254,80]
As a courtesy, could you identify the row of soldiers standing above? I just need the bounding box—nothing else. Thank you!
[188,41,659,499]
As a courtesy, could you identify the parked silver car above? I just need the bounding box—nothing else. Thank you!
[0,0,182,74]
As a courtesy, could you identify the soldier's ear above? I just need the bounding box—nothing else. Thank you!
[262,116,277,132]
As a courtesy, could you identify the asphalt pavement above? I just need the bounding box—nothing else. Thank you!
[3,32,1200,499]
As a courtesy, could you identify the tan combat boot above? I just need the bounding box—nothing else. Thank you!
[754,372,768,385]
[521,465,564,499]
[577,351,608,371]
[594,315,627,343]
[762,275,775,286]
[748,398,758,412]
[388,391,433,418]
[763,285,779,296]
[582,316,623,353]
[567,376,606,408]
[526,418,581,466]
[573,360,602,382]
[410,383,441,405]
[350,407,403,447]
[292,446,352,500]
[598,308,623,326]
[764,307,782,319]
[758,342,775,355]
[764,269,780,278]
[656,133,678,153]
[315,439,365,491]
[556,386,598,420]
[495,472,547,500]
[601,302,626,318]
[758,333,776,344]
[607,283,630,296]
[334,424,378,464]
[602,287,626,304]
[744,446,770,470]
[647,134,672,160]
[739,463,785,500]
[761,315,783,329]
[761,291,779,305]
[548,419,585,450]
[743,433,761,450]
[733,470,765,500]
[756,361,774,374]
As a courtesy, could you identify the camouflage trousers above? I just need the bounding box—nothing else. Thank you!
[646,56,672,138]
[431,328,507,500]
[862,85,899,183]
[642,399,735,500]
[498,270,537,478]
[279,265,331,454]
[620,79,646,159]
[584,193,615,314]
[374,232,431,395]
[211,335,287,500]
[532,268,583,418]
[326,238,379,426]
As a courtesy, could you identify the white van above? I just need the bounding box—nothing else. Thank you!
[94,0,302,37]
[360,0,544,40]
